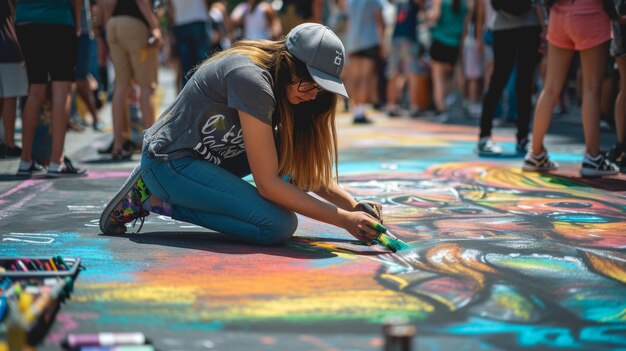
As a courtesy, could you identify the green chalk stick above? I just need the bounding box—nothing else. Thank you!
[375,232,411,252]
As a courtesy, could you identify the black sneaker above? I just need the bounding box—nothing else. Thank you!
[97,140,113,154]
[523,150,558,172]
[353,115,373,124]
[46,157,87,178]
[580,153,619,177]
[16,161,45,177]
[0,143,17,158]
[605,143,625,163]
[617,154,626,173]
[387,107,402,118]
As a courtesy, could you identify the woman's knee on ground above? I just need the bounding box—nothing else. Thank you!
[256,210,298,246]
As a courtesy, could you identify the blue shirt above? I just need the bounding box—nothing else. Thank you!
[15,0,75,27]
[392,0,419,41]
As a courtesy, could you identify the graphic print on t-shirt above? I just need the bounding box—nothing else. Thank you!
[193,114,245,165]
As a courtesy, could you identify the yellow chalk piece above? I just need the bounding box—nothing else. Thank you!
[585,251,626,284]
[48,258,58,271]
[18,292,33,313]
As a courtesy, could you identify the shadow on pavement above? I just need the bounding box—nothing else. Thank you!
[99,231,340,260]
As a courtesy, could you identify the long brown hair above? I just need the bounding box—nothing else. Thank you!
[453,0,461,13]
[202,39,339,192]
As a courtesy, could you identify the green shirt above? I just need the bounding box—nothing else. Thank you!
[15,0,75,27]
[431,0,467,48]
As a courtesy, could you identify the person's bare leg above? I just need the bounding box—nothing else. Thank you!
[50,81,72,165]
[579,41,609,157]
[386,74,402,111]
[19,84,47,163]
[468,78,482,106]
[531,44,574,155]
[111,82,130,153]
[408,73,420,111]
[348,56,370,118]
[367,57,379,107]
[615,56,626,144]
[1,97,18,147]
[76,79,100,127]
[431,61,448,112]
[355,57,374,106]
[139,84,156,129]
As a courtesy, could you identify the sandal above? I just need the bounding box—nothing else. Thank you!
[112,139,136,160]
[111,146,133,160]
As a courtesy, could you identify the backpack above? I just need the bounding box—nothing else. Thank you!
[491,0,533,15]
[603,0,626,20]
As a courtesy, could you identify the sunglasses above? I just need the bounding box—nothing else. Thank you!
[293,80,326,94]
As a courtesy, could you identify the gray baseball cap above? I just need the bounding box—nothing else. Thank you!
[285,23,349,99]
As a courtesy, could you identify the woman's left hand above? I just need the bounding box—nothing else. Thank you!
[355,200,384,224]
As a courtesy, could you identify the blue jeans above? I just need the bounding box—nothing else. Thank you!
[173,21,210,87]
[140,152,298,245]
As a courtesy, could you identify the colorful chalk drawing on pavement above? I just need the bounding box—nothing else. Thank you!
[338,164,626,350]
[1,118,625,350]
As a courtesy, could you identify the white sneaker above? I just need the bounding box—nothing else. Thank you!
[477,137,503,156]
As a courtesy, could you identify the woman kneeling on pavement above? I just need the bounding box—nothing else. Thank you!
[99,23,385,245]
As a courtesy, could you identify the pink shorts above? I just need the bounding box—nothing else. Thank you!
[547,1,611,51]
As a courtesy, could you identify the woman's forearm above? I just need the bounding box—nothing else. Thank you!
[314,181,358,212]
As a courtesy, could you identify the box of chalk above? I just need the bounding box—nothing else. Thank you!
[0,256,82,279]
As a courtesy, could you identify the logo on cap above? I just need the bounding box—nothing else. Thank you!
[334,51,342,73]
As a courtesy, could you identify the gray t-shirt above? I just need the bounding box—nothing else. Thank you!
[144,54,275,177]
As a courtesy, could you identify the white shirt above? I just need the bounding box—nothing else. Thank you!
[171,0,209,26]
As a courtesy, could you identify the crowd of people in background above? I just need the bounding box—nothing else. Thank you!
[1,0,626,178]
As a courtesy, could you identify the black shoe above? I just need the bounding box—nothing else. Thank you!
[0,143,18,158]
[387,107,402,118]
[97,141,113,154]
[47,157,87,178]
[410,109,424,118]
[516,138,529,155]
[353,115,373,124]
[16,161,45,177]
[580,153,619,177]
[616,154,626,173]
[605,143,625,163]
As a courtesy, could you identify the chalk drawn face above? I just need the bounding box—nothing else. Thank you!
[287,79,324,104]
[343,164,626,248]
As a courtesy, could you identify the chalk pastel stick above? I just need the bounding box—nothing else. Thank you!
[79,346,155,351]
[67,332,146,348]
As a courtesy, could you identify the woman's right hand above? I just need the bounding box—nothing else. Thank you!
[341,210,382,241]
[147,28,162,48]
